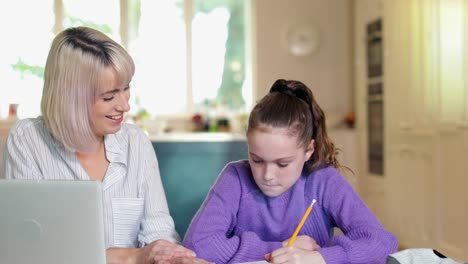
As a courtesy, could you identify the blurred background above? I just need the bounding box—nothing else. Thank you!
[0,0,467,261]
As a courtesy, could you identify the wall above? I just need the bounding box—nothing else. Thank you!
[251,0,353,119]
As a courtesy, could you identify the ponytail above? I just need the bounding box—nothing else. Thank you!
[247,79,343,173]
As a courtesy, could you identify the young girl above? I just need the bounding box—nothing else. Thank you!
[183,79,398,263]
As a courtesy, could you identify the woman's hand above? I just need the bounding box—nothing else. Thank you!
[282,235,321,251]
[106,239,197,264]
[266,246,326,264]
[155,256,213,264]
[147,239,196,262]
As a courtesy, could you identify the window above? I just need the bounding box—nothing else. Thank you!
[0,0,251,121]
[0,0,55,118]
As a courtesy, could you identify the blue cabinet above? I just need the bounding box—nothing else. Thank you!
[152,137,247,239]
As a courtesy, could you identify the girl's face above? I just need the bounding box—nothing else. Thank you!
[247,126,314,197]
[90,68,131,139]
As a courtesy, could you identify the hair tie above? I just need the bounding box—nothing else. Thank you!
[274,83,295,97]
[273,84,310,106]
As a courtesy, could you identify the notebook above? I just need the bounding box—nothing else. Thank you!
[0,180,106,264]
[237,261,269,264]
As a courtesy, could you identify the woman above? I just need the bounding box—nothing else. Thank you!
[2,27,208,264]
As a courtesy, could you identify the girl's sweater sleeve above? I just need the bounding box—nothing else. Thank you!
[316,169,398,264]
[183,163,282,263]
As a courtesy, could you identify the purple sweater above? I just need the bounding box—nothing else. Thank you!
[183,160,398,264]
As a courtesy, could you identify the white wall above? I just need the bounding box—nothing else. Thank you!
[250,0,359,188]
[251,0,353,119]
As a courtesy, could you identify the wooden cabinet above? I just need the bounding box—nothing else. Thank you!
[354,0,468,261]
[435,128,468,258]
[386,132,437,249]
[151,134,248,238]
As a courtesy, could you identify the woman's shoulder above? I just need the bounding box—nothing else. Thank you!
[119,122,146,135]
[8,117,46,137]
[114,123,150,142]
[103,123,150,154]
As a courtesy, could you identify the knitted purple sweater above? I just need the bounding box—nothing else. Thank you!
[183,160,398,263]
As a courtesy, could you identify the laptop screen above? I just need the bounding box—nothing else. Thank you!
[0,180,106,264]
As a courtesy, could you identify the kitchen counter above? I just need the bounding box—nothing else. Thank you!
[149,131,246,142]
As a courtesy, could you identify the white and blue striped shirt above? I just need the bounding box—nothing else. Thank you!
[1,117,180,248]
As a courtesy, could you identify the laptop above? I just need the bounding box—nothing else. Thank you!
[0,180,106,264]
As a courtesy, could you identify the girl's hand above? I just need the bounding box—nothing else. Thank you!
[282,235,321,251]
[266,246,326,264]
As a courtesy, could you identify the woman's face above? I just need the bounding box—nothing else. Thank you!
[247,126,314,197]
[90,68,130,139]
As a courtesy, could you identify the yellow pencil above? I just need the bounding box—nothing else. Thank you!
[287,199,317,247]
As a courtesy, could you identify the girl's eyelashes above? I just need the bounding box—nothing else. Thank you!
[250,157,289,167]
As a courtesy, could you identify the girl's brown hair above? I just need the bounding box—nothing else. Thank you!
[247,79,341,173]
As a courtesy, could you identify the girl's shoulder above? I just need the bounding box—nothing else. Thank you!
[219,159,252,182]
[224,159,250,172]
[308,165,342,180]
[305,165,352,189]
[216,159,259,192]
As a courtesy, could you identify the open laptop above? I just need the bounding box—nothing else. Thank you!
[0,180,106,264]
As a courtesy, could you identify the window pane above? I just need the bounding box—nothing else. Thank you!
[192,0,248,112]
[0,0,54,118]
[1,0,251,121]
[63,0,120,42]
[129,0,250,118]
[128,0,187,116]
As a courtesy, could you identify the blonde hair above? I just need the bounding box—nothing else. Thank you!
[41,27,135,152]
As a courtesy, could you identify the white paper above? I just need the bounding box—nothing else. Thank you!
[236,261,269,264]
